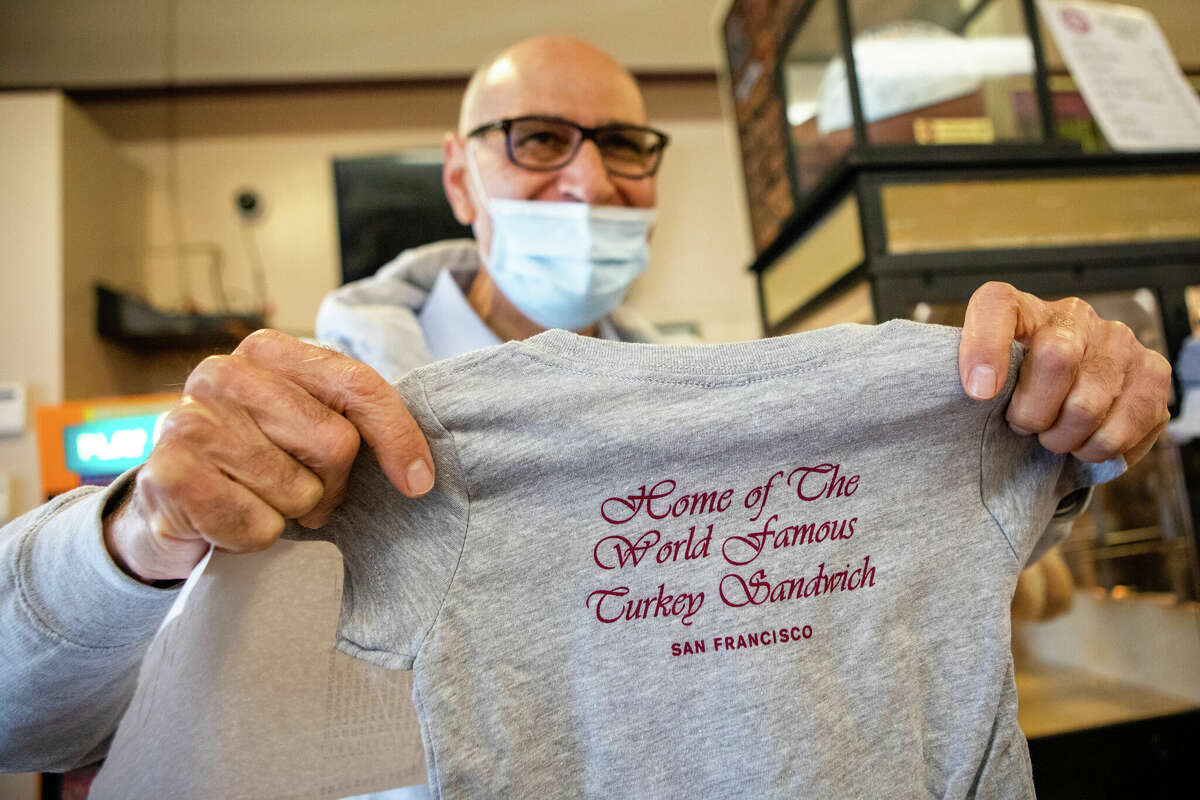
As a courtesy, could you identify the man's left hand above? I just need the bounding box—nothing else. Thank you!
[958,281,1173,469]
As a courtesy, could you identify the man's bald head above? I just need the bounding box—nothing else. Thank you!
[441,34,658,289]
[441,36,659,338]
[458,36,647,136]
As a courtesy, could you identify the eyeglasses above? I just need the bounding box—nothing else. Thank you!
[467,115,670,178]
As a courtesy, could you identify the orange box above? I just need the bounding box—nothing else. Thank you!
[36,393,179,498]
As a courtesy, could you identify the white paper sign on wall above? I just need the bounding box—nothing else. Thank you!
[1038,0,1200,152]
[0,383,26,437]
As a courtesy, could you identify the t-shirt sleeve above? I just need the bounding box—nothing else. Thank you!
[980,346,1127,568]
[285,369,469,670]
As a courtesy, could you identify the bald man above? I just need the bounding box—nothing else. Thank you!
[0,35,1173,798]
[315,35,665,384]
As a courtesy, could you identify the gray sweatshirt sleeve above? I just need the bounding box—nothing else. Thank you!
[0,472,180,772]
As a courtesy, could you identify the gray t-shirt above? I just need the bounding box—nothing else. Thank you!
[293,320,1123,799]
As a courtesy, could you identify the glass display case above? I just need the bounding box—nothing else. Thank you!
[721,0,1070,258]
[783,0,1046,197]
[719,0,1200,792]
[720,0,1200,333]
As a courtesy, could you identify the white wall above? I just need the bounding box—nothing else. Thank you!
[60,101,153,399]
[0,93,65,519]
[86,84,469,337]
[0,92,164,520]
[79,80,760,343]
[626,115,758,343]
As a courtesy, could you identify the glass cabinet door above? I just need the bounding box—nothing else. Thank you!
[844,0,1044,146]
[912,290,1200,738]
[780,0,1047,199]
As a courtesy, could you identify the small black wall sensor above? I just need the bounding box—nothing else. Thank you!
[235,189,263,220]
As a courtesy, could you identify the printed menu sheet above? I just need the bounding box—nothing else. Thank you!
[1038,0,1200,151]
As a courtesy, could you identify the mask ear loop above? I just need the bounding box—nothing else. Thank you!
[464,140,491,207]
[463,141,496,266]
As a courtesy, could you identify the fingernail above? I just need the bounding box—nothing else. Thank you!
[297,509,331,530]
[967,366,997,399]
[407,459,434,494]
[1010,423,1032,436]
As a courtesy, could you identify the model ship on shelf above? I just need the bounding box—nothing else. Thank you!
[95,284,265,351]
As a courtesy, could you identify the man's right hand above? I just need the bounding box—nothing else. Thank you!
[102,329,436,582]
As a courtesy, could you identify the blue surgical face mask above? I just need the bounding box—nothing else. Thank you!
[467,147,656,331]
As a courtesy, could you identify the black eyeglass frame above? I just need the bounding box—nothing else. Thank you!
[466,115,671,178]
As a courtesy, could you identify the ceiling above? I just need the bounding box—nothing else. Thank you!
[0,0,730,90]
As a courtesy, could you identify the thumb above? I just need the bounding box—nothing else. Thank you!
[959,281,1037,401]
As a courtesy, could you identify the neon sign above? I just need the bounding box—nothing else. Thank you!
[64,413,166,477]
